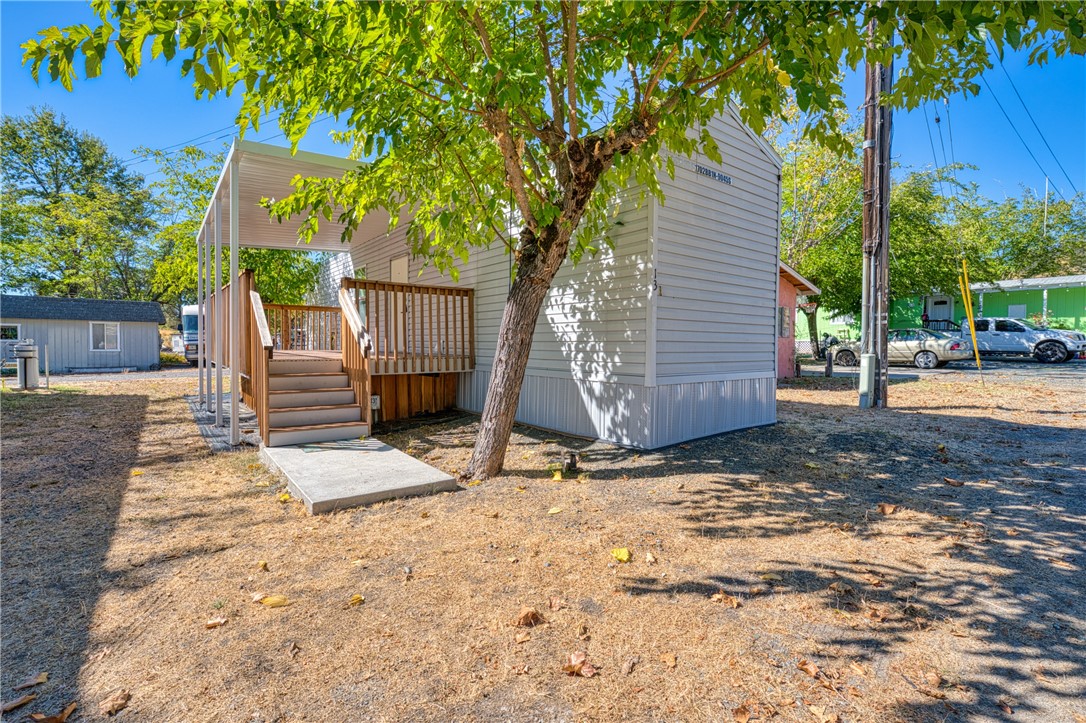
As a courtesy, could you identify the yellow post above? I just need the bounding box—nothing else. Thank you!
[959,261,982,371]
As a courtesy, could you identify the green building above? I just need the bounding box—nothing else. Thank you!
[890,274,1086,332]
[795,275,1085,349]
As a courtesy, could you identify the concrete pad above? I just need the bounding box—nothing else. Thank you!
[260,437,458,514]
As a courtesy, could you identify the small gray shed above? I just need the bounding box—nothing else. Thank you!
[1,295,165,373]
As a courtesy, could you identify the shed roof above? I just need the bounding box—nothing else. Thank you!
[779,261,820,296]
[970,274,1086,293]
[1,295,166,324]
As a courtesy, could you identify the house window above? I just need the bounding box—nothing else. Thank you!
[90,322,120,351]
[0,324,19,341]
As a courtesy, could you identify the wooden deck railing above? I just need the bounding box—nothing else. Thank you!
[340,278,475,376]
[248,290,274,440]
[207,269,255,375]
[339,287,373,428]
[264,304,342,352]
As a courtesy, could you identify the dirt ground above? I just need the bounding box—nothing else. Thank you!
[1,367,1083,722]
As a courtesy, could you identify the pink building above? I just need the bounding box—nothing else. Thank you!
[778,262,820,379]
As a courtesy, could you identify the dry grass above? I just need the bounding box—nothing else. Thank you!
[1,370,1084,722]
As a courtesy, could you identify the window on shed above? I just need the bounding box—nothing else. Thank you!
[0,324,18,340]
[90,322,120,351]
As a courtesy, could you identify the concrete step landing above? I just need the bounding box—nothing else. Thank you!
[260,437,458,514]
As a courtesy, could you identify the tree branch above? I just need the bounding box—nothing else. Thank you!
[641,3,708,111]
[627,54,642,108]
[483,109,538,232]
[563,0,579,139]
[691,38,771,97]
[534,1,566,139]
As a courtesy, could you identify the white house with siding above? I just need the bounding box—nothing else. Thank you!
[340,110,782,448]
[0,295,165,372]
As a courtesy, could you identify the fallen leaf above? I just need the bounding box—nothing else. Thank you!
[547,507,562,515]
[259,594,292,608]
[287,641,301,658]
[936,443,946,453]
[515,606,545,627]
[849,662,868,677]
[508,556,519,564]
[205,617,227,629]
[98,691,130,716]
[30,701,77,723]
[807,705,839,723]
[548,596,564,611]
[1006,529,1020,537]
[13,672,48,690]
[515,485,527,492]
[660,652,677,669]
[998,698,1014,715]
[277,492,291,503]
[256,559,270,572]
[466,479,482,487]
[710,591,742,608]
[804,462,821,469]
[621,655,640,675]
[645,552,657,564]
[514,631,531,644]
[419,511,429,518]
[943,477,964,487]
[347,594,365,607]
[483,510,499,518]
[130,469,144,476]
[828,582,855,596]
[925,671,943,688]
[562,650,597,677]
[2,694,36,713]
[552,470,563,480]
[748,586,766,596]
[759,573,783,582]
[877,503,899,515]
[576,622,590,640]
[611,547,632,563]
[733,704,751,723]
[798,659,821,678]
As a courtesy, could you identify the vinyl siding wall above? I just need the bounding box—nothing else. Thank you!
[1,319,161,371]
[344,110,780,448]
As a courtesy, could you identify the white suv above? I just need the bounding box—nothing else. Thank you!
[966,317,1086,363]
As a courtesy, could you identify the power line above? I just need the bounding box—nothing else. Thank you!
[979,73,1068,201]
[987,38,1079,195]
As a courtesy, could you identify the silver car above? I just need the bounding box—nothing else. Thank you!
[831,328,972,369]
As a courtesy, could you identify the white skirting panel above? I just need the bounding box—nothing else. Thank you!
[457,369,776,449]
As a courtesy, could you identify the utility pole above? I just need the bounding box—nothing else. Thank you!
[859,20,893,408]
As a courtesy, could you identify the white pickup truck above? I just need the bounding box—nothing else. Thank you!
[965,317,1086,363]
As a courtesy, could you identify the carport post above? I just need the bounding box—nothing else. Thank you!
[197,226,204,405]
[214,194,224,427]
[204,224,214,411]
[229,155,241,446]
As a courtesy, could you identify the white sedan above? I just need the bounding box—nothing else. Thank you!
[830,329,972,369]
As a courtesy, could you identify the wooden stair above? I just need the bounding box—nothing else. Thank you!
[265,356,368,447]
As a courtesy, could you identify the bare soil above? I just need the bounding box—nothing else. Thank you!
[1,369,1083,722]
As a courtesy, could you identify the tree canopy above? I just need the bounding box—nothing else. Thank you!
[1,106,158,298]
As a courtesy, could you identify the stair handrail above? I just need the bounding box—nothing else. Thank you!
[339,287,373,356]
[339,286,373,429]
[251,290,275,355]
[249,289,274,442]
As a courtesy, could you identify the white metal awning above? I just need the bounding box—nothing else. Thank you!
[199,139,391,252]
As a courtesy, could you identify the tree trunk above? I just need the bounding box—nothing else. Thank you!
[804,308,820,358]
[467,241,565,479]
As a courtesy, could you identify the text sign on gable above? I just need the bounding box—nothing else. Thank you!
[694,163,732,185]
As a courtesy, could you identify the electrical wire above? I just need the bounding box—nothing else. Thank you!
[987,37,1079,195]
[979,73,1068,201]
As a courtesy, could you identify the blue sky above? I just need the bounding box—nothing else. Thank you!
[2,2,1083,201]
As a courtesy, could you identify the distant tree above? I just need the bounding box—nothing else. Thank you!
[145,145,323,311]
[956,188,1086,280]
[26,2,1085,476]
[1,106,158,299]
